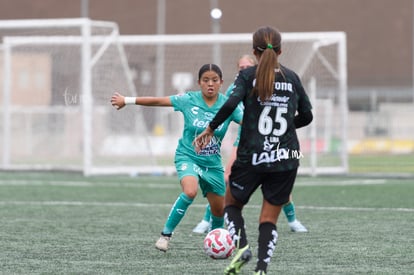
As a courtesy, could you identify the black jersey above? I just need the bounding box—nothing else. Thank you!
[209,65,312,172]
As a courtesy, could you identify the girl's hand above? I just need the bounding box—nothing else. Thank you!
[193,127,214,153]
[111,92,125,110]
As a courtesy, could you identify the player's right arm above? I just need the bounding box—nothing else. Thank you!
[111,92,172,110]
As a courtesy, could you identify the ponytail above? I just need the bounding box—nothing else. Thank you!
[252,26,282,102]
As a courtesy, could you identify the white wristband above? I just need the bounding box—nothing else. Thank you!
[124,97,136,105]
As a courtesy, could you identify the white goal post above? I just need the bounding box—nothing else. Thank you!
[0,18,348,176]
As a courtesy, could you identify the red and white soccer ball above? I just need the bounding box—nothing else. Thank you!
[203,228,235,259]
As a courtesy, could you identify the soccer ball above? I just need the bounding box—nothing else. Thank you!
[203,228,235,259]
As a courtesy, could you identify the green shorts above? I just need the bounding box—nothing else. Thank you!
[175,154,226,197]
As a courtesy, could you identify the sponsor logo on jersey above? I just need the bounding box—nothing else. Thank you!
[204,112,214,120]
[191,106,199,114]
[253,79,293,93]
[193,118,224,131]
[193,164,203,176]
[263,136,275,151]
[274,81,293,92]
[230,181,244,190]
[251,142,303,165]
[258,94,290,107]
[180,163,188,171]
[197,136,221,156]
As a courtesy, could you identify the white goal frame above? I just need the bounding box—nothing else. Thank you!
[0,18,348,176]
[116,32,349,176]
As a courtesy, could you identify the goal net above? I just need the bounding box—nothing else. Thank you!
[0,18,152,175]
[0,19,348,176]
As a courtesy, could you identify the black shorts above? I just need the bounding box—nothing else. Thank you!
[228,164,298,205]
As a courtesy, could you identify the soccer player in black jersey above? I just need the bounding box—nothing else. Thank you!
[194,26,313,275]
[192,54,308,235]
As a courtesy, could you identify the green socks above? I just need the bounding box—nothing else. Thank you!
[203,204,212,222]
[162,192,193,235]
[282,201,296,223]
[211,213,224,230]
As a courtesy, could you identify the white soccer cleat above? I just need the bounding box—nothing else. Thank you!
[192,220,211,234]
[155,235,171,252]
[288,220,308,232]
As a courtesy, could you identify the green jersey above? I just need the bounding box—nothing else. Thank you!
[226,82,243,147]
[170,91,243,169]
[225,83,235,97]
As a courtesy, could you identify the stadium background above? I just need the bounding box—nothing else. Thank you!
[0,0,413,173]
[0,3,413,274]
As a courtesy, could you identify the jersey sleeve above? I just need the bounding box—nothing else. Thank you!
[293,72,313,113]
[169,93,191,112]
[233,126,241,147]
[225,83,235,97]
[231,104,243,124]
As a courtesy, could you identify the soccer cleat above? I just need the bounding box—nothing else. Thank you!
[288,220,308,232]
[224,245,252,275]
[155,235,171,252]
[192,220,211,234]
[254,271,266,275]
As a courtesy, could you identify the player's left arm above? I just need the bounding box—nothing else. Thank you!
[294,110,313,128]
[293,74,313,129]
[111,92,172,110]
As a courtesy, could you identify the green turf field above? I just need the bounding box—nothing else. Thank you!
[0,172,413,274]
[349,154,414,174]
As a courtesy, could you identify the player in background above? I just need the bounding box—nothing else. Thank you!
[111,64,242,252]
[192,55,308,234]
[194,26,313,275]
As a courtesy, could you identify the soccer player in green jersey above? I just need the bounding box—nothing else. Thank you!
[193,55,308,234]
[111,64,243,252]
[194,27,313,275]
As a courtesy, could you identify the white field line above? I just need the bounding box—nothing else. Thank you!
[296,179,389,186]
[0,200,413,212]
[0,179,412,212]
[0,178,407,187]
[0,180,179,188]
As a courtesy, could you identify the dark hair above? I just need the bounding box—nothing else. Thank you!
[198,64,223,80]
[252,26,282,101]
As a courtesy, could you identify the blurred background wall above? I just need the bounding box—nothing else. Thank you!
[0,0,412,105]
[0,0,413,169]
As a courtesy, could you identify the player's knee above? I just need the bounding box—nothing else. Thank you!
[184,189,197,199]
